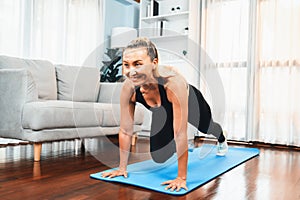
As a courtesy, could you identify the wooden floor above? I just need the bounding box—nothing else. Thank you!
[0,135,299,200]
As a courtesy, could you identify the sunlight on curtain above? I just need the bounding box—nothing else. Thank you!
[202,0,300,146]
[65,1,103,65]
[201,0,250,141]
[0,0,104,66]
[256,0,300,146]
[0,0,22,55]
[30,0,104,65]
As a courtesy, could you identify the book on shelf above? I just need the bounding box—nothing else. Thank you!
[153,0,159,16]
[150,0,159,17]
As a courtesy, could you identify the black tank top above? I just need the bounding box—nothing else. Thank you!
[135,77,176,163]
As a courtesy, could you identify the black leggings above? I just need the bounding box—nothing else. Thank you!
[149,84,225,163]
[188,85,225,141]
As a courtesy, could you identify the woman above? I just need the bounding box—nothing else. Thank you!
[101,37,228,192]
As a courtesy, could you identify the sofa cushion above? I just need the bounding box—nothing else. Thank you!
[98,82,123,103]
[0,55,57,100]
[56,65,100,102]
[22,101,144,130]
[25,70,39,102]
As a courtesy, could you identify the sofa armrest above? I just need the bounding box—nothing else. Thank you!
[0,69,38,138]
[97,82,123,104]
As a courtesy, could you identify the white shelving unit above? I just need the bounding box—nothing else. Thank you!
[141,11,189,23]
[138,0,203,85]
[139,0,190,58]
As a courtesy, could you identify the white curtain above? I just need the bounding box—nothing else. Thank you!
[201,0,250,141]
[201,0,300,146]
[255,0,300,146]
[0,0,104,66]
[0,0,23,56]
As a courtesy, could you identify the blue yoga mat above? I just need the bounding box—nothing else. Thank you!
[90,145,259,195]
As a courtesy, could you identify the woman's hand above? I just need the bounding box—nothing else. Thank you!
[161,177,188,192]
[101,169,128,179]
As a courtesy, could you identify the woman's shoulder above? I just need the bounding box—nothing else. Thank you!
[158,66,186,87]
[162,77,187,102]
[157,65,178,78]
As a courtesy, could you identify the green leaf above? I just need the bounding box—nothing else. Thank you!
[105,48,120,59]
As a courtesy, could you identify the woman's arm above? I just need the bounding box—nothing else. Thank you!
[102,79,135,178]
[119,81,136,172]
[162,76,189,191]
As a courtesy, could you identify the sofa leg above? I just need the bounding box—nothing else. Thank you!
[34,143,42,162]
[80,139,85,151]
[131,133,137,146]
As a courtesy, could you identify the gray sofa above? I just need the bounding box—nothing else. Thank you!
[0,55,144,161]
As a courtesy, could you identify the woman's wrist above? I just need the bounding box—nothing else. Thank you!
[176,176,186,181]
[118,165,127,172]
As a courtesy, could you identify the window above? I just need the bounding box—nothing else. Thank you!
[201,0,300,146]
[0,0,104,65]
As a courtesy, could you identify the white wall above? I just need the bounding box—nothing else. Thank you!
[104,0,139,46]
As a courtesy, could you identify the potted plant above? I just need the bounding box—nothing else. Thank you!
[100,48,124,82]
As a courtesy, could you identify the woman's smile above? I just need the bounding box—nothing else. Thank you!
[130,74,144,82]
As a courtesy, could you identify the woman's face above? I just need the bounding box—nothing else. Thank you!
[123,47,158,86]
